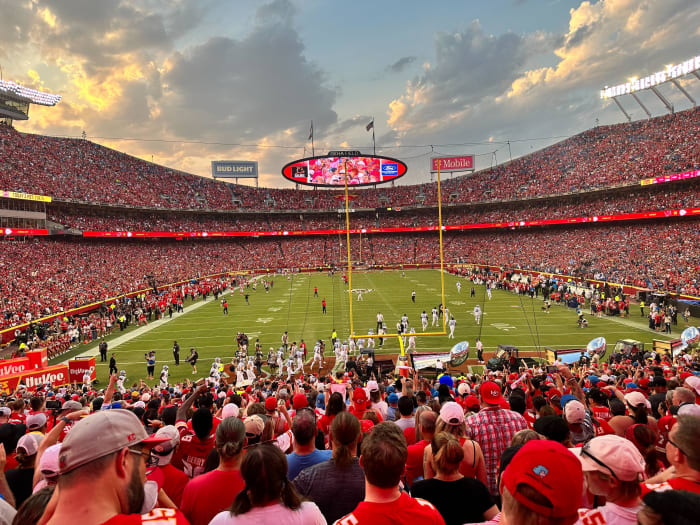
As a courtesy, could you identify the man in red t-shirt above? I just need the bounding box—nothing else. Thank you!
[171,385,215,478]
[181,417,246,525]
[641,414,700,496]
[40,409,189,525]
[334,422,444,525]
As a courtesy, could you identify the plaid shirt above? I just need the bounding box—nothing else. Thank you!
[466,406,528,495]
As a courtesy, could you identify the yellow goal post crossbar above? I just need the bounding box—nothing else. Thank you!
[343,162,448,356]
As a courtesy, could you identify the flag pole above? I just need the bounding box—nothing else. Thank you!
[310,120,315,156]
[372,116,376,155]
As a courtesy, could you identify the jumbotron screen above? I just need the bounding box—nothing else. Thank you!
[282,154,407,187]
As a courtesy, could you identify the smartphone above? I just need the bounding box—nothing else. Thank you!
[546,365,558,374]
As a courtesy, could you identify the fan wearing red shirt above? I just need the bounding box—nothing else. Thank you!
[171,385,215,479]
[405,410,437,487]
[641,415,700,496]
[334,422,444,525]
[348,387,383,423]
[40,409,189,525]
[181,417,246,525]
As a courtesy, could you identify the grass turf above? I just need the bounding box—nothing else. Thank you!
[56,270,678,386]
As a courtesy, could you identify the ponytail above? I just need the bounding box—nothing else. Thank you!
[230,488,252,516]
[280,479,302,510]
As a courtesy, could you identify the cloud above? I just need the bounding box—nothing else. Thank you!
[384,0,700,179]
[386,56,417,74]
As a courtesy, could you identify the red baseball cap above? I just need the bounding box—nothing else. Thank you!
[265,396,278,411]
[360,419,374,433]
[463,395,480,410]
[546,388,562,401]
[479,381,504,405]
[292,393,308,410]
[353,387,368,406]
[502,440,583,518]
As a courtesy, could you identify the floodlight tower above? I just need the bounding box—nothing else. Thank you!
[0,79,62,127]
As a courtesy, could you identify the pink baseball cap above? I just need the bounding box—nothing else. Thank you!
[564,400,586,424]
[502,440,583,518]
[624,391,651,410]
[571,435,645,481]
[439,401,465,425]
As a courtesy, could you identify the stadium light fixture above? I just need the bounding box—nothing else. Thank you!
[0,79,62,106]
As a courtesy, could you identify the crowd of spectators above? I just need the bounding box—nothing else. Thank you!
[1,217,697,333]
[44,181,699,233]
[0,346,698,524]
[2,107,698,212]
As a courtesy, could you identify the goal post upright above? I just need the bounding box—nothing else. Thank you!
[344,159,448,359]
[343,161,355,337]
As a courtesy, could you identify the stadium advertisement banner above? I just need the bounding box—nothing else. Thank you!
[69,357,96,383]
[0,364,70,393]
[281,154,407,187]
[0,357,31,378]
[640,169,700,186]
[0,190,52,202]
[2,228,49,236]
[26,348,48,369]
[82,207,700,240]
[211,161,259,179]
[431,155,474,172]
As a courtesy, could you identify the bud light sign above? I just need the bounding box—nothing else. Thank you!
[211,161,259,179]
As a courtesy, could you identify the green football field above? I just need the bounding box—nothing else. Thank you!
[55,270,679,386]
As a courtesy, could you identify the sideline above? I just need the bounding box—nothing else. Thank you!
[58,290,231,364]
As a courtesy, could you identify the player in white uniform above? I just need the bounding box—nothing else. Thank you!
[401,314,409,333]
[421,311,429,331]
[473,304,482,324]
[312,341,323,369]
[356,289,363,301]
[348,337,356,356]
[366,328,375,348]
[286,355,296,381]
[296,347,304,373]
[159,365,169,389]
[276,349,284,372]
[487,284,492,300]
[333,340,341,362]
[117,370,127,394]
[407,328,416,350]
[235,360,245,385]
[456,281,461,293]
[246,361,256,382]
[339,343,348,370]
[448,316,457,339]
[432,307,439,327]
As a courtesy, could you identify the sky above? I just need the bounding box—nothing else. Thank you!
[1,0,699,188]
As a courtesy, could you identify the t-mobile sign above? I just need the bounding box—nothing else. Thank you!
[431,155,474,172]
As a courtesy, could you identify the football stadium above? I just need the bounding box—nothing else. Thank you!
[0,2,699,524]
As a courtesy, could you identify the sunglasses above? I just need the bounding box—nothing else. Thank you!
[581,442,618,480]
[128,448,157,467]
